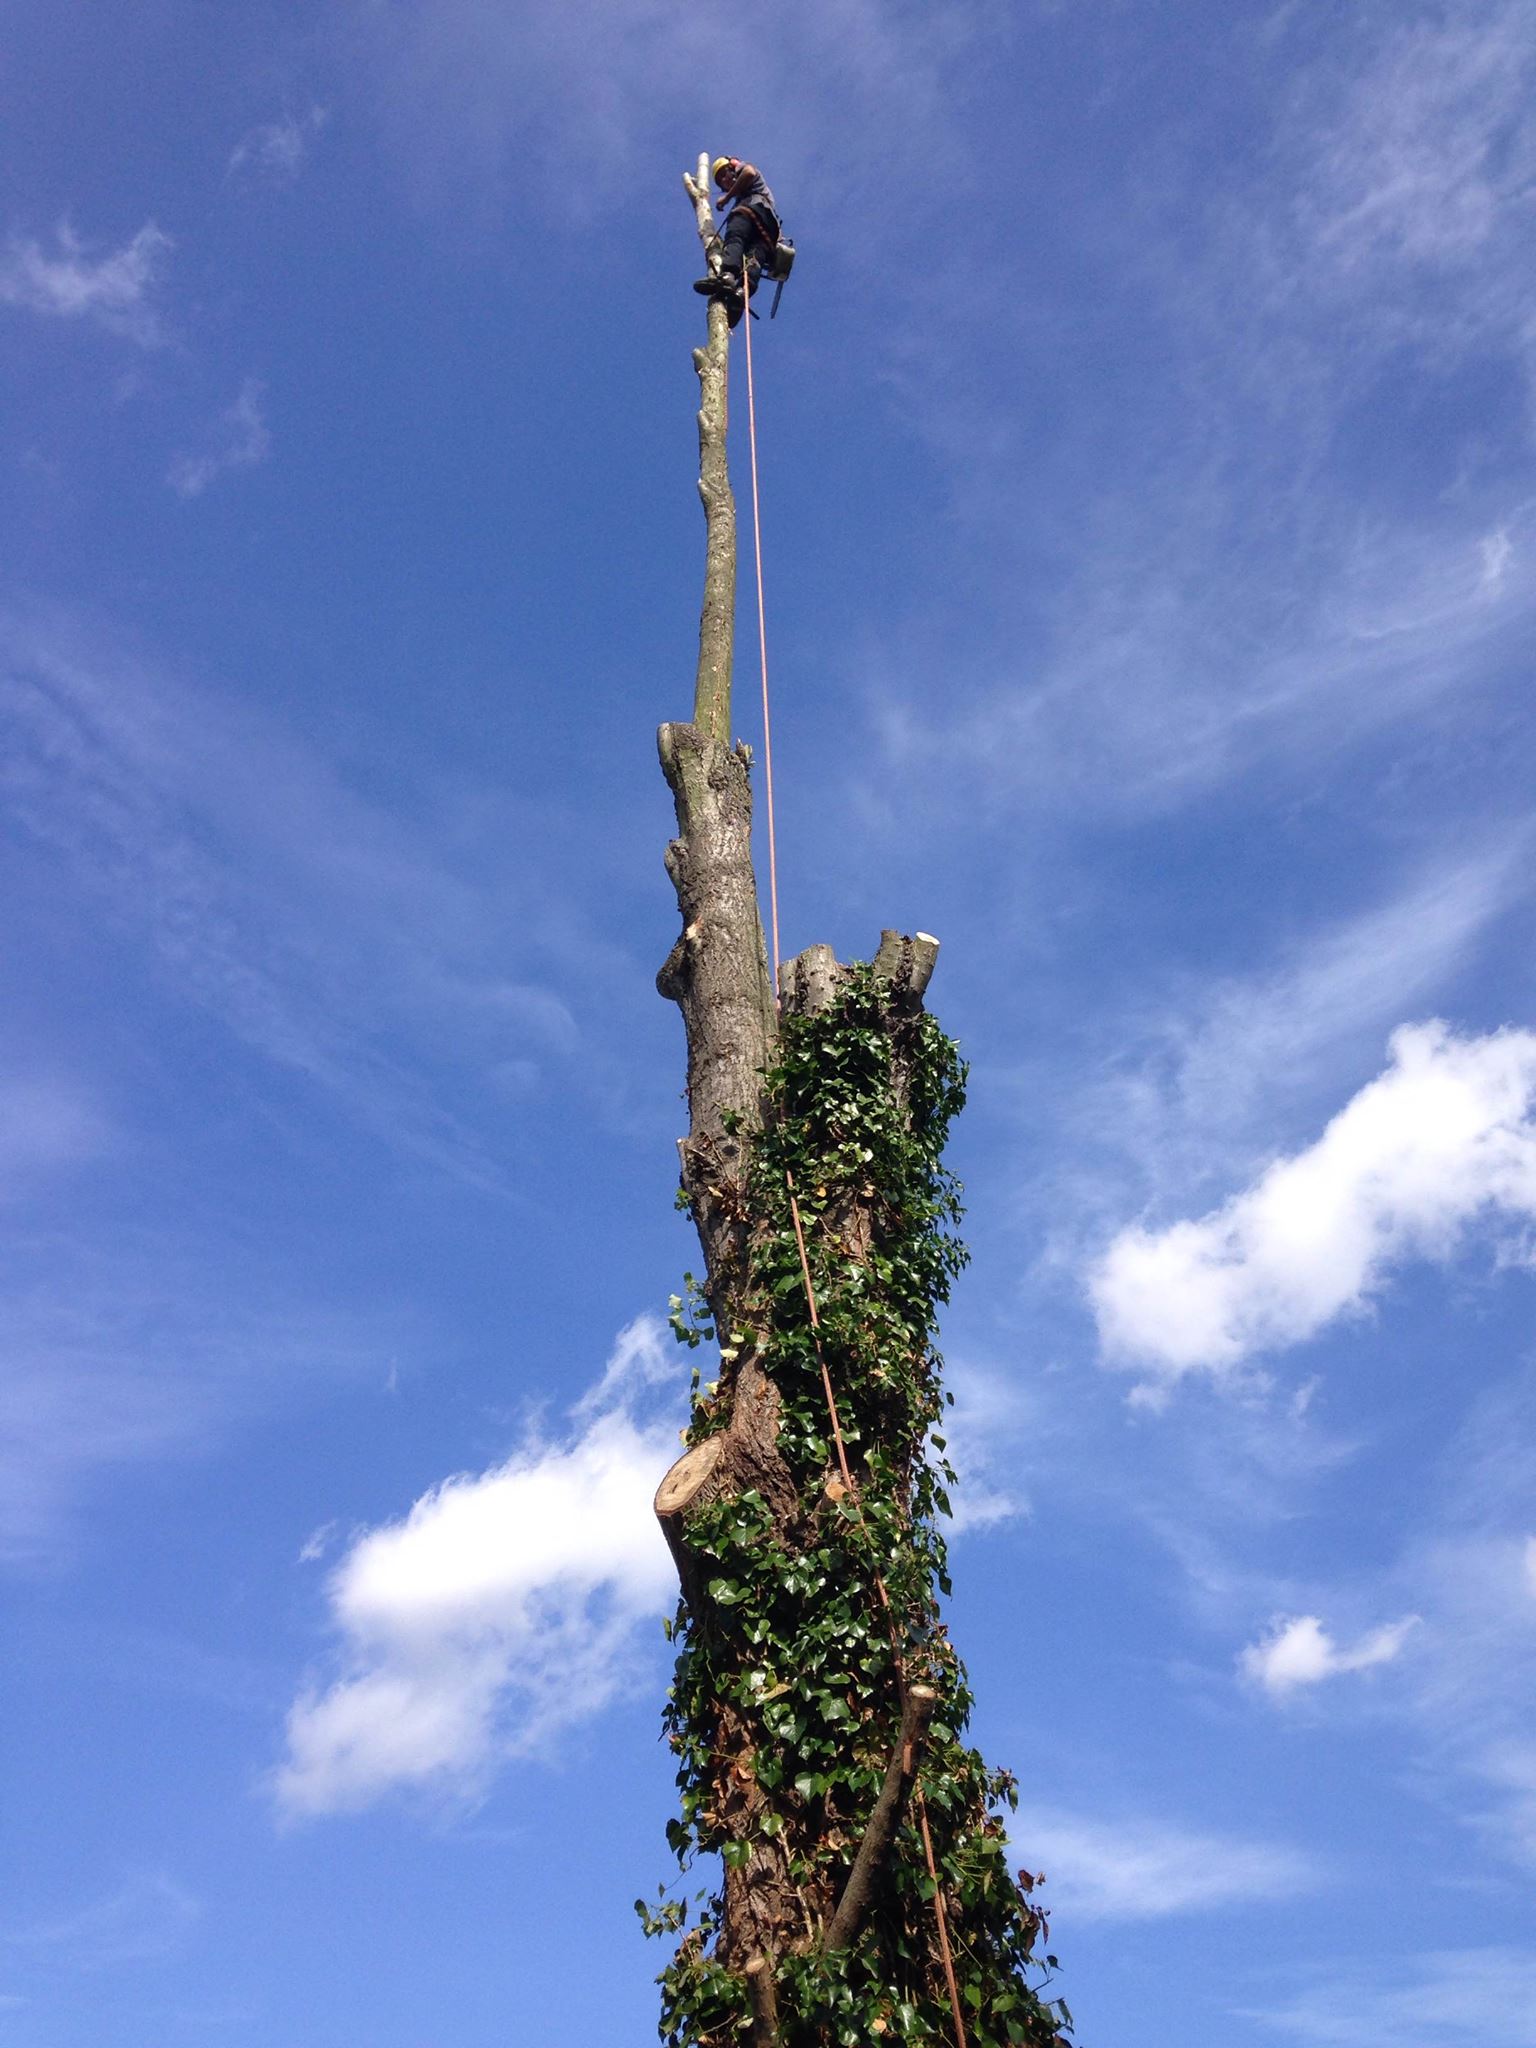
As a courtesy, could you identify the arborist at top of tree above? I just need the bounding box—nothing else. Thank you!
[693,155,795,325]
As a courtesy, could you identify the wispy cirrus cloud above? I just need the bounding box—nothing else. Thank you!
[4,1872,199,1972]
[0,606,582,1183]
[1013,1810,1315,1921]
[276,1315,680,1815]
[1091,1021,1536,1385]
[0,222,172,346]
[167,378,271,498]
[854,6,1536,852]
[1241,1946,1536,2047]
[0,1229,391,1567]
[228,108,327,188]
[343,0,993,225]
[868,497,1536,834]
[1278,1,1536,361]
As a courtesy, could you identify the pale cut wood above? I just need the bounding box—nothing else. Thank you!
[655,1435,728,1609]
[655,1435,725,1519]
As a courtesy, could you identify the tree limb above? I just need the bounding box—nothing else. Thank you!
[870,929,941,1012]
[654,1436,727,1609]
[743,1954,781,2048]
[822,1686,938,1954]
[683,154,735,743]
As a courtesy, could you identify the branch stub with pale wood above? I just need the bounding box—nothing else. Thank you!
[822,1685,939,1954]
[777,932,941,1020]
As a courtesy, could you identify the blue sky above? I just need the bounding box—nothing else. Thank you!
[4,1,1536,2043]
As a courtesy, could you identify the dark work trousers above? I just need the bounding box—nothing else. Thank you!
[720,206,771,289]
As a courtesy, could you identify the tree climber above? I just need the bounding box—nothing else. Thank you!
[694,156,786,325]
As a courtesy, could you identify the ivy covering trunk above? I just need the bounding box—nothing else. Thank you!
[641,158,1074,2048]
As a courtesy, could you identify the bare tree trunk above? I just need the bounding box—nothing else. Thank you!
[684,156,735,747]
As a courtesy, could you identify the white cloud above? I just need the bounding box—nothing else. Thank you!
[1067,849,1516,1235]
[275,1314,681,1815]
[1526,1537,1536,1597]
[1014,1811,1314,1921]
[228,108,327,187]
[1092,1022,1536,1381]
[935,1360,1038,1532]
[0,222,171,345]
[167,378,271,498]
[1242,1947,1536,2047]
[298,1520,338,1565]
[1240,1613,1419,1696]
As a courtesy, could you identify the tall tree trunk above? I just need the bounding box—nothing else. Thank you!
[646,158,1070,2048]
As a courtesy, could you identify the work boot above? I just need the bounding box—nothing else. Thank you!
[693,268,744,305]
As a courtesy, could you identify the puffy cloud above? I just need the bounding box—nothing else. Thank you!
[275,1315,681,1816]
[1092,1023,1536,1381]
[1240,1614,1419,1696]
[166,379,271,499]
[0,222,171,345]
[1013,1811,1314,1921]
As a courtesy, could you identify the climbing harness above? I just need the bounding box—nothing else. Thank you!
[738,279,969,2048]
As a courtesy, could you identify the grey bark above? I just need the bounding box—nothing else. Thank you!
[655,721,777,1313]
[683,157,735,745]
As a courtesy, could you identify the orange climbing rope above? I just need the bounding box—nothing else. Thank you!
[740,270,781,992]
[736,270,969,2048]
[782,1177,969,2048]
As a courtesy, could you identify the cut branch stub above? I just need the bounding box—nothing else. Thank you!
[871,929,940,1012]
[822,1685,938,1954]
[778,932,941,1021]
[655,1436,726,1612]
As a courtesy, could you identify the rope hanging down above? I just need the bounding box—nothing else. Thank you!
[736,273,969,2048]
[740,271,781,993]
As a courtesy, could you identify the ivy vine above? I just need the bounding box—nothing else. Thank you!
[642,968,1073,2048]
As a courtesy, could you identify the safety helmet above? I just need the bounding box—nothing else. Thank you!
[712,156,740,188]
